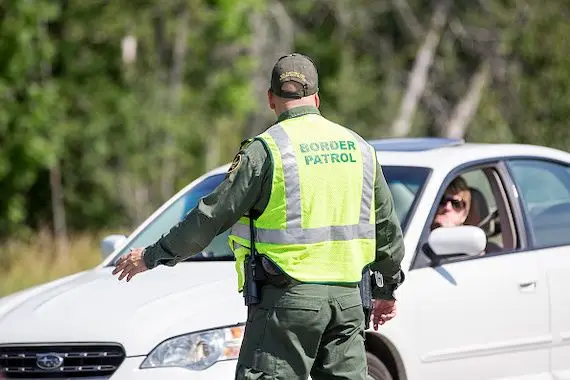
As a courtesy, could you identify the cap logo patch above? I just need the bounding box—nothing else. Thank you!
[280,71,306,81]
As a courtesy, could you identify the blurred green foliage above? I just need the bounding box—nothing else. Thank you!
[1,0,569,238]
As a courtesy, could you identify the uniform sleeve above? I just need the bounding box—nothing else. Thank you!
[369,159,406,300]
[142,140,270,269]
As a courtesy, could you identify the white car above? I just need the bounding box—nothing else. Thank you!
[1,137,570,380]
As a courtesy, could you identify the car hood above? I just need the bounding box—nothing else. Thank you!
[0,262,247,356]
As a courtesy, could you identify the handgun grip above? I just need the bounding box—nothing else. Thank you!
[244,254,260,306]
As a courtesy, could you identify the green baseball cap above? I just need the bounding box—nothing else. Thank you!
[270,53,319,99]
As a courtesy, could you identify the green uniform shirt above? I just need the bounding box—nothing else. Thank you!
[143,105,405,299]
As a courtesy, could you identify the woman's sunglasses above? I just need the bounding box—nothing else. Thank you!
[439,196,466,211]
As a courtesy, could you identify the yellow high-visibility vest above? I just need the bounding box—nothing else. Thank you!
[228,113,376,291]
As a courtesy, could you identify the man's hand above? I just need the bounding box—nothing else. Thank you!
[112,248,148,282]
[370,299,397,330]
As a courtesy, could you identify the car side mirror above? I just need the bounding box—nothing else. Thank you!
[427,226,486,260]
[100,234,128,259]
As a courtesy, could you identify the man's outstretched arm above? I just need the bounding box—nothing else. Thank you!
[143,140,270,268]
[113,140,270,281]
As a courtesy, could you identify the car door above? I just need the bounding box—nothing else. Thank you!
[507,158,570,380]
[409,164,551,380]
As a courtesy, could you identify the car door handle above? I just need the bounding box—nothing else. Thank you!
[518,281,537,292]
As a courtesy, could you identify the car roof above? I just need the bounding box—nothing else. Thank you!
[370,137,570,171]
[206,137,570,178]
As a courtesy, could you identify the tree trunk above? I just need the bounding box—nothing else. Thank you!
[160,5,189,200]
[390,0,451,137]
[49,162,68,259]
[205,123,222,171]
[391,0,424,39]
[444,60,491,139]
[244,0,294,139]
[41,10,69,259]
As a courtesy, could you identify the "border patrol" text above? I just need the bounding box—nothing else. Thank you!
[299,140,358,165]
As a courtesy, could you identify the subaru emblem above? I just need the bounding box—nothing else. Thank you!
[36,353,64,370]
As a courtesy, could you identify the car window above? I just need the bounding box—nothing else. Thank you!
[112,173,234,263]
[430,168,507,254]
[111,165,431,263]
[508,159,570,248]
[382,166,431,229]
[462,170,496,210]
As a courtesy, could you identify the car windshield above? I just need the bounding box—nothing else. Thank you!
[112,165,430,263]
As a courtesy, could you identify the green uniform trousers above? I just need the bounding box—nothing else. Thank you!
[235,283,368,380]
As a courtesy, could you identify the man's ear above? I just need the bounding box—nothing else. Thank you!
[268,90,276,110]
[314,93,320,108]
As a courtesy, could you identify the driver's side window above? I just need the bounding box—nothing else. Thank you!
[432,167,514,256]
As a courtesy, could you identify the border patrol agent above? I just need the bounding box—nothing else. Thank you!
[113,53,406,380]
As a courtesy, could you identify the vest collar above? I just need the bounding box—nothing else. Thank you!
[277,106,320,123]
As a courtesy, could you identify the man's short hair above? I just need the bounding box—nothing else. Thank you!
[280,81,305,94]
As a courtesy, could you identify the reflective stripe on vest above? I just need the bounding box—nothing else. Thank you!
[229,115,377,289]
[230,125,375,243]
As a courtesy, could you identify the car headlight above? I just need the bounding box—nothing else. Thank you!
[140,324,245,371]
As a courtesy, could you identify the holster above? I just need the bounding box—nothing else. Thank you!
[359,267,373,327]
[243,253,261,306]
[244,253,296,306]
[245,215,292,305]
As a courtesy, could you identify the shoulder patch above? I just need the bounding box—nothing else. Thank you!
[228,154,243,174]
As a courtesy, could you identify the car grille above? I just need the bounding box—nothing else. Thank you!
[0,344,125,378]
